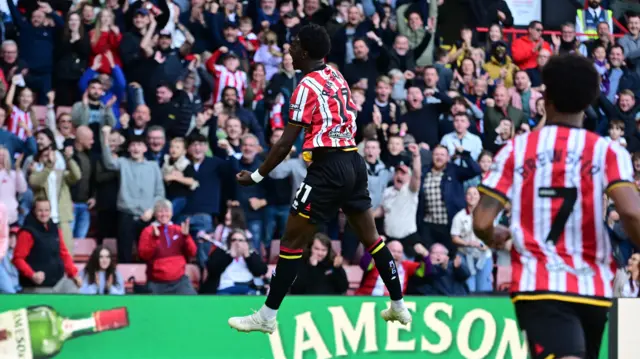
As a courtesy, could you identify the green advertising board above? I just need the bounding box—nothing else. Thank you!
[0,295,608,359]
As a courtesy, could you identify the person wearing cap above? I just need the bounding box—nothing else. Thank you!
[482,40,518,88]
[212,21,249,65]
[99,126,165,263]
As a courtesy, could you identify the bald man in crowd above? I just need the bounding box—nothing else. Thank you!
[70,126,96,239]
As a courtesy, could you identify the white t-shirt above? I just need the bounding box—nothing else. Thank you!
[382,183,418,239]
[450,208,490,259]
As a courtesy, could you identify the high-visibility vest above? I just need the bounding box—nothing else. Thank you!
[577,8,612,38]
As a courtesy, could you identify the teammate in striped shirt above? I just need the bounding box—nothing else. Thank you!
[228,23,410,334]
[473,54,640,359]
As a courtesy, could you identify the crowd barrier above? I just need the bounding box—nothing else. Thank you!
[0,295,610,359]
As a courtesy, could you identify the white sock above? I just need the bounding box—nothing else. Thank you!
[259,305,278,321]
[391,299,406,311]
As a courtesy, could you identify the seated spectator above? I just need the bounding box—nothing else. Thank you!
[13,198,82,293]
[28,145,81,254]
[451,187,493,292]
[138,199,197,295]
[408,243,470,296]
[0,225,21,293]
[162,137,198,219]
[614,253,640,297]
[79,246,125,295]
[200,229,267,294]
[291,233,348,295]
[356,240,425,296]
[0,145,27,225]
[382,145,422,258]
[551,23,587,56]
[465,150,493,190]
[100,126,165,263]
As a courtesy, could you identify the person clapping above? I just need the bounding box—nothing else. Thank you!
[291,233,348,295]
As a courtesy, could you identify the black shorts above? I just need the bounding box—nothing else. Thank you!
[290,149,371,223]
[514,297,610,359]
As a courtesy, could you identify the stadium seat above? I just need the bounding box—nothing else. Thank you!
[496,265,511,292]
[74,262,86,273]
[73,238,96,262]
[33,105,47,127]
[118,264,147,292]
[56,106,72,117]
[102,238,118,255]
[331,241,341,255]
[269,240,280,264]
[344,265,363,291]
[185,264,201,290]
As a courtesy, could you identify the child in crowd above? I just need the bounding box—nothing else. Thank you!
[163,138,198,219]
[605,119,627,147]
[593,45,609,94]
[238,16,259,54]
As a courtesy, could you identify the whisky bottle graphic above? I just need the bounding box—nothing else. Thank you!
[0,306,129,359]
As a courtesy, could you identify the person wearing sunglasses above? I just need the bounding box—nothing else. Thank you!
[511,21,551,71]
[200,229,267,295]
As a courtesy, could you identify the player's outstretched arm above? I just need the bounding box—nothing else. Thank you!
[236,123,303,186]
[607,185,640,248]
[472,194,506,248]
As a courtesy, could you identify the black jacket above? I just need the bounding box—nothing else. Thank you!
[200,247,267,294]
[290,260,349,295]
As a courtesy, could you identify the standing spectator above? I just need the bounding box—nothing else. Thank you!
[121,105,152,142]
[382,144,422,258]
[232,134,267,250]
[69,126,96,239]
[253,31,283,80]
[207,47,248,105]
[619,13,640,78]
[145,126,167,165]
[5,75,35,141]
[271,10,301,49]
[511,21,551,71]
[483,86,526,147]
[120,8,156,101]
[138,199,197,294]
[418,145,481,254]
[89,8,123,75]
[328,5,370,70]
[440,113,483,162]
[79,246,125,295]
[363,140,393,227]
[71,79,117,138]
[183,133,229,267]
[508,71,543,119]
[7,0,63,104]
[450,186,493,292]
[28,146,81,253]
[162,137,198,219]
[94,129,122,244]
[44,93,74,148]
[291,233,348,295]
[0,146,27,226]
[150,84,195,139]
[576,0,613,41]
[469,0,513,30]
[551,23,587,56]
[78,52,127,122]
[200,229,267,294]
[13,198,82,293]
[400,85,447,150]
[100,127,165,263]
[54,12,91,107]
[0,40,27,84]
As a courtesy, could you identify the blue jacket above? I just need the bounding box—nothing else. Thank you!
[8,0,63,74]
[183,156,230,217]
[417,154,481,227]
[0,130,37,165]
[79,66,126,124]
[407,255,470,296]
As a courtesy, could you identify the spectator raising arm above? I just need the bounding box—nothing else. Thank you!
[100,126,122,170]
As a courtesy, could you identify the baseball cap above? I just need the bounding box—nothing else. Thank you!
[135,8,149,16]
[223,21,238,29]
[283,10,297,18]
[224,51,240,60]
[159,29,172,37]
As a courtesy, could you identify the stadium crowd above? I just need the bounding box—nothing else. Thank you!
[0,0,639,298]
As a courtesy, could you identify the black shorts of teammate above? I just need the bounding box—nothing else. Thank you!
[291,149,371,223]
[514,298,609,359]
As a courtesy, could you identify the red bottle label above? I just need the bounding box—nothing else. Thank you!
[94,308,130,332]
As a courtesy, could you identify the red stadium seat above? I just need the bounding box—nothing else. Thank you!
[32,105,47,127]
[56,106,72,117]
[102,238,118,255]
[118,264,147,292]
[496,265,511,292]
[73,238,96,262]
[331,241,341,256]
[185,264,201,290]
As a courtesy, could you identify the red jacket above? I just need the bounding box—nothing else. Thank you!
[138,223,197,282]
[13,227,77,279]
[511,36,551,70]
[89,30,123,74]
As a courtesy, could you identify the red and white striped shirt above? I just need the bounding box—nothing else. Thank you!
[6,105,33,140]
[205,50,247,105]
[288,64,358,150]
[480,125,634,299]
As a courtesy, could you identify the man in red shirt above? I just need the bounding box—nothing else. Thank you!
[473,54,640,359]
[13,198,81,293]
[229,23,410,334]
[511,21,552,70]
[138,199,197,295]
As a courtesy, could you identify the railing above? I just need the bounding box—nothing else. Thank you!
[476,27,626,43]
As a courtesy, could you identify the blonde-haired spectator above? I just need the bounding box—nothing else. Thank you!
[0,146,27,226]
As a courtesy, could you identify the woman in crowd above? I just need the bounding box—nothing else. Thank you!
[291,233,349,295]
[12,197,81,293]
[200,229,267,295]
[55,12,90,106]
[615,253,640,297]
[89,8,122,74]
[201,206,252,247]
[79,246,125,295]
[0,146,27,226]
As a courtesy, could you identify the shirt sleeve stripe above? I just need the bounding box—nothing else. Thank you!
[478,184,510,206]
